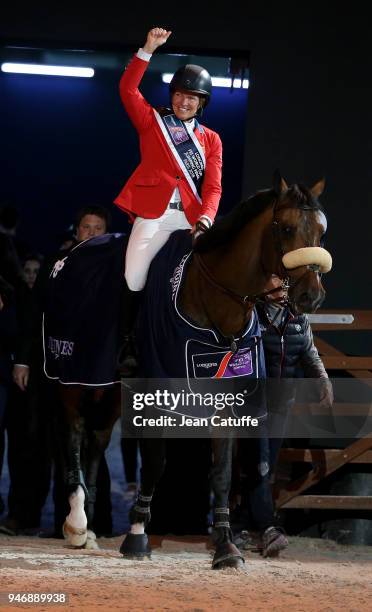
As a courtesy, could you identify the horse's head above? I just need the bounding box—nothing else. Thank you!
[261,170,332,314]
[192,172,332,333]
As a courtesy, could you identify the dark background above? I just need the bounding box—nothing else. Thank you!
[1,66,248,251]
[1,3,371,541]
[1,5,371,322]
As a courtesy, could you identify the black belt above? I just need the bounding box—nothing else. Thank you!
[169,201,184,211]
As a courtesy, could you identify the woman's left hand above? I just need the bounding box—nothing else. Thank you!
[191,218,211,242]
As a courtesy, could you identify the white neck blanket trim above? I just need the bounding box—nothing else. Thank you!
[173,251,254,342]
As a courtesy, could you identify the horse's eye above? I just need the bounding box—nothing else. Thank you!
[282,226,295,236]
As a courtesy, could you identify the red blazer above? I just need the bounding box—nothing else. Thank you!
[114,55,223,225]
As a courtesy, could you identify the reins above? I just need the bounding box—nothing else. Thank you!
[193,252,288,309]
[193,252,288,353]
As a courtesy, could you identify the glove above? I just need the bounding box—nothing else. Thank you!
[191,216,212,243]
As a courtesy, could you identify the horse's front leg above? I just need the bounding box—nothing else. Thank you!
[210,436,244,569]
[120,438,166,559]
[58,386,88,547]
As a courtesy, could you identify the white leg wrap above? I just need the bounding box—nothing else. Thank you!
[67,485,87,530]
[131,523,145,535]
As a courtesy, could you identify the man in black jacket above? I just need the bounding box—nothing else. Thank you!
[233,275,333,557]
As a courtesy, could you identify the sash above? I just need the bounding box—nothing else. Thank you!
[154,109,206,203]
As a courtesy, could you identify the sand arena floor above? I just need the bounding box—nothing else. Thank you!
[0,533,372,611]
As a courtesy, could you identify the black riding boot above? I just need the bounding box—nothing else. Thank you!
[117,280,142,377]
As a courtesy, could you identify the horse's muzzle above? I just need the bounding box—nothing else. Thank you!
[291,285,326,314]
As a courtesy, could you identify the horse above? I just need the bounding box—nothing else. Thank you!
[43,233,128,548]
[43,171,332,563]
[118,171,332,568]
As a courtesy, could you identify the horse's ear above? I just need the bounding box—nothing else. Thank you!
[310,178,326,198]
[272,169,288,196]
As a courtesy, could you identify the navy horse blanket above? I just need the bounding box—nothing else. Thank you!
[136,230,266,420]
[43,233,127,386]
[43,229,266,421]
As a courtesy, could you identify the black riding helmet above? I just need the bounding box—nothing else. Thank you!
[169,64,212,108]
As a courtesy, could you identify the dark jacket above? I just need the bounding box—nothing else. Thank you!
[0,233,24,290]
[0,276,18,384]
[256,302,328,379]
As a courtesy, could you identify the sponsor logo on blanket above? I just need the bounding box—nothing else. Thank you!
[170,254,189,300]
[48,336,74,359]
[192,348,254,379]
[50,257,68,278]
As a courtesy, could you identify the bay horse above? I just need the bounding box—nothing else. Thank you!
[43,233,127,548]
[46,172,332,563]
[56,386,121,549]
[119,171,332,568]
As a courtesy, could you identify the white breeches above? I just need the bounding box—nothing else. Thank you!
[125,206,192,291]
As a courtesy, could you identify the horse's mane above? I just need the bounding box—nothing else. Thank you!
[194,184,323,253]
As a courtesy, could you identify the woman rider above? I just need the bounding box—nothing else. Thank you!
[114,27,223,366]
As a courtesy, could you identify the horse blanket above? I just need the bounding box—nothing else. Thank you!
[136,230,266,419]
[43,233,127,386]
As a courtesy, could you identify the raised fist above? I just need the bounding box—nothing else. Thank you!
[143,28,172,54]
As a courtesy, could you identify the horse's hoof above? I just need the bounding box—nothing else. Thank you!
[84,530,99,550]
[212,542,245,570]
[119,533,151,559]
[62,520,88,547]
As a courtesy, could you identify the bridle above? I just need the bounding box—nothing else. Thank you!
[193,249,288,352]
[193,251,289,310]
[271,196,324,279]
[193,195,324,340]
